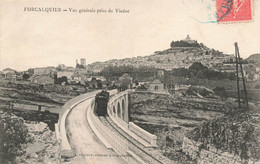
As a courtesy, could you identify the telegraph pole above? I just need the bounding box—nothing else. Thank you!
[234,42,249,108]
[235,43,241,108]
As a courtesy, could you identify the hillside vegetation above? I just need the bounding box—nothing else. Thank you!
[188,110,260,161]
[245,53,260,66]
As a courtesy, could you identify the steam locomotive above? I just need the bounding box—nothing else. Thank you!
[95,90,110,116]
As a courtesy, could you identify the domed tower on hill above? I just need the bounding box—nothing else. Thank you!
[186,35,191,40]
[182,35,197,44]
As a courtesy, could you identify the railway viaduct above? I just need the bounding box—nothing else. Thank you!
[56,89,169,164]
[107,89,132,123]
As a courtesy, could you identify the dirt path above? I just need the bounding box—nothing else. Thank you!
[66,99,126,164]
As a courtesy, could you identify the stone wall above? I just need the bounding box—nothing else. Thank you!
[182,137,259,164]
[129,122,157,146]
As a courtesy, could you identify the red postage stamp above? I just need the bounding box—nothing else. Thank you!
[217,0,252,22]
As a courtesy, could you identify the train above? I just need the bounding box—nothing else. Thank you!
[95,90,110,116]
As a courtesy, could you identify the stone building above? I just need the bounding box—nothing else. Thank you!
[148,79,165,92]
[57,71,74,80]
[80,58,86,67]
[31,76,54,84]
[2,68,17,81]
[34,67,55,76]
[2,68,16,74]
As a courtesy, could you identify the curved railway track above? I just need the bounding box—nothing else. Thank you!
[98,116,165,164]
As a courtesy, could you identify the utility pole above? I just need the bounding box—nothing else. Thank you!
[234,42,249,108]
[235,44,241,108]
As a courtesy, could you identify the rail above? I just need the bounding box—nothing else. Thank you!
[88,96,155,163]
[107,89,158,146]
[88,99,129,161]
[103,116,163,164]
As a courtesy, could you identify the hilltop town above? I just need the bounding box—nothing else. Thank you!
[85,35,260,82]
[87,35,238,72]
[1,35,260,87]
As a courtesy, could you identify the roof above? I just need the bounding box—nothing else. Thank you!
[34,67,54,70]
[150,79,162,84]
[2,68,16,72]
[32,75,53,80]
[58,70,74,73]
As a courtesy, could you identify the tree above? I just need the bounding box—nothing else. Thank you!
[247,73,254,81]
[76,64,85,69]
[22,73,30,81]
[170,40,200,48]
[0,112,28,163]
[27,68,34,75]
[197,70,204,78]
[56,76,68,84]
[134,80,139,86]
[118,74,132,91]
[189,62,208,72]
[172,68,189,77]
[213,86,227,100]
[100,65,157,82]
[91,77,97,81]
[97,80,103,89]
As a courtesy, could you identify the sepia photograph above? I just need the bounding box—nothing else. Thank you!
[0,0,260,163]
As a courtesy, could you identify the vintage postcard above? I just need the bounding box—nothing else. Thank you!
[0,0,259,163]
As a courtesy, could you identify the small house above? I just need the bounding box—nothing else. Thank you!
[148,79,165,92]
[2,68,16,75]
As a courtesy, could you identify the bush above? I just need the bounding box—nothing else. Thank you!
[0,111,28,163]
[255,84,260,89]
[186,86,212,97]
[213,86,227,100]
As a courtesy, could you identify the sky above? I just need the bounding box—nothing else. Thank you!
[0,0,259,71]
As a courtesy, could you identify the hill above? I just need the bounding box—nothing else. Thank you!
[245,53,260,66]
[86,36,235,73]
